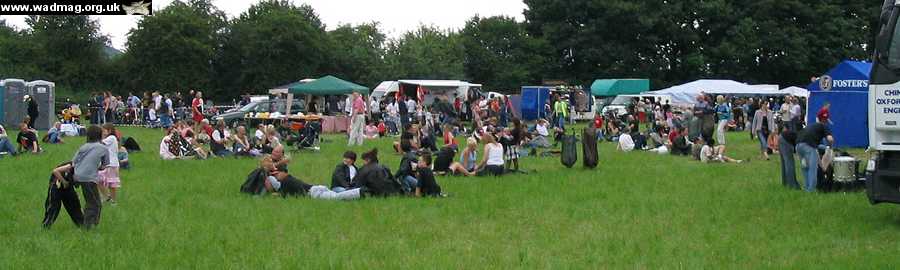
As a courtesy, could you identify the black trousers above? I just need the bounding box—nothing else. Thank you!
[27,113,38,129]
[78,182,102,229]
[42,178,84,228]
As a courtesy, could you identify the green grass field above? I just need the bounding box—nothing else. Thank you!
[2,126,900,268]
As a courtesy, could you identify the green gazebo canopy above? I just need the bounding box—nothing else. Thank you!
[590,79,650,96]
[289,75,370,96]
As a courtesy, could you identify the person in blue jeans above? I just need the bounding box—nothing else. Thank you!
[795,121,834,192]
[778,130,800,189]
[0,124,17,156]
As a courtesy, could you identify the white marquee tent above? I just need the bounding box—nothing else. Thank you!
[780,86,810,98]
[652,79,787,104]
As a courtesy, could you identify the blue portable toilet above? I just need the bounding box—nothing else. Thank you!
[806,60,872,148]
[0,84,4,124]
[520,86,551,121]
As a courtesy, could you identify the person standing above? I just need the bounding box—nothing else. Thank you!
[553,97,569,130]
[714,95,732,146]
[779,129,800,189]
[26,95,39,129]
[191,91,204,123]
[348,92,367,146]
[790,96,803,131]
[795,119,835,192]
[752,100,776,160]
[71,126,109,229]
[398,95,409,129]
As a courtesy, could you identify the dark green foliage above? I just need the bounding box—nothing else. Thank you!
[0,0,883,100]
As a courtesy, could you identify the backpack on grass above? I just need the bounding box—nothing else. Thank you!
[240,168,268,195]
[582,127,598,169]
[561,131,578,168]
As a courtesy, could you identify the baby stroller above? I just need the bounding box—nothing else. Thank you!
[290,121,321,151]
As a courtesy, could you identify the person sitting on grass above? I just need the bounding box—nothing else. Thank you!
[699,137,743,164]
[667,126,691,156]
[210,119,233,157]
[353,148,402,197]
[415,152,444,197]
[118,146,130,170]
[396,144,419,193]
[364,121,380,139]
[460,137,479,174]
[330,151,358,192]
[43,122,64,144]
[0,124,17,156]
[433,145,475,176]
[42,162,84,229]
[442,124,458,150]
[475,134,505,176]
[393,124,419,154]
[17,123,40,154]
[231,126,259,157]
[616,128,635,152]
[261,146,361,200]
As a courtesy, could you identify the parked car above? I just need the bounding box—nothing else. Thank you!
[213,99,304,126]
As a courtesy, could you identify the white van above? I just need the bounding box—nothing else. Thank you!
[600,94,672,117]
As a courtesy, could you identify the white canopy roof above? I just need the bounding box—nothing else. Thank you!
[398,80,481,88]
[652,79,787,104]
[780,86,810,98]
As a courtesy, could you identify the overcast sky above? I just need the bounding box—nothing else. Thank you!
[1,0,527,49]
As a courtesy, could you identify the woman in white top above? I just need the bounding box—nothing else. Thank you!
[617,130,635,152]
[476,134,505,176]
[99,124,121,204]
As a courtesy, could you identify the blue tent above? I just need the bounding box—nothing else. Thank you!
[520,86,551,120]
[806,60,872,148]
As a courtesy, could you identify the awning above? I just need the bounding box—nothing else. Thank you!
[289,75,370,96]
[590,79,650,96]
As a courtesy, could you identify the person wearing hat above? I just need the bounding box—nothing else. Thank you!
[25,95,39,129]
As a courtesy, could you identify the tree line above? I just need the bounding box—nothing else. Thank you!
[0,0,880,101]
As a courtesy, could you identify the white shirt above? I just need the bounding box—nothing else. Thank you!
[255,129,265,140]
[153,95,162,110]
[160,135,176,160]
[536,123,549,137]
[406,100,416,113]
[790,104,802,119]
[370,100,380,113]
[344,96,353,113]
[700,145,717,163]
[103,135,119,167]
[486,143,505,165]
[387,102,398,117]
[618,133,635,152]
[148,109,157,121]
[780,103,791,121]
[212,129,230,143]
[348,166,357,180]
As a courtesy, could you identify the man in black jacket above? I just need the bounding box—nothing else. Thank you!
[354,149,401,197]
[330,151,358,192]
[26,95,39,129]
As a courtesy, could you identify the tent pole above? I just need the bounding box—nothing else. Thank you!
[286,93,294,116]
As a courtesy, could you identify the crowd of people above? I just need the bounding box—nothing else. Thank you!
[36,86,841,231]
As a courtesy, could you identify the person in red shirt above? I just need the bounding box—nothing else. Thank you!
[816,102,831,125]
[191,91,204,123]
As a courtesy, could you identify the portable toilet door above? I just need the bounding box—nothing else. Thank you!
[26,80,55,130]
[1,79,27,128]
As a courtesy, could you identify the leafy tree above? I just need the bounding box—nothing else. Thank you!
[384,25,466,81]
[22,16,108,91]
[121,0,227,95]
[214,0,330,96]
[461,16,550,92]
[324,22,387,88]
